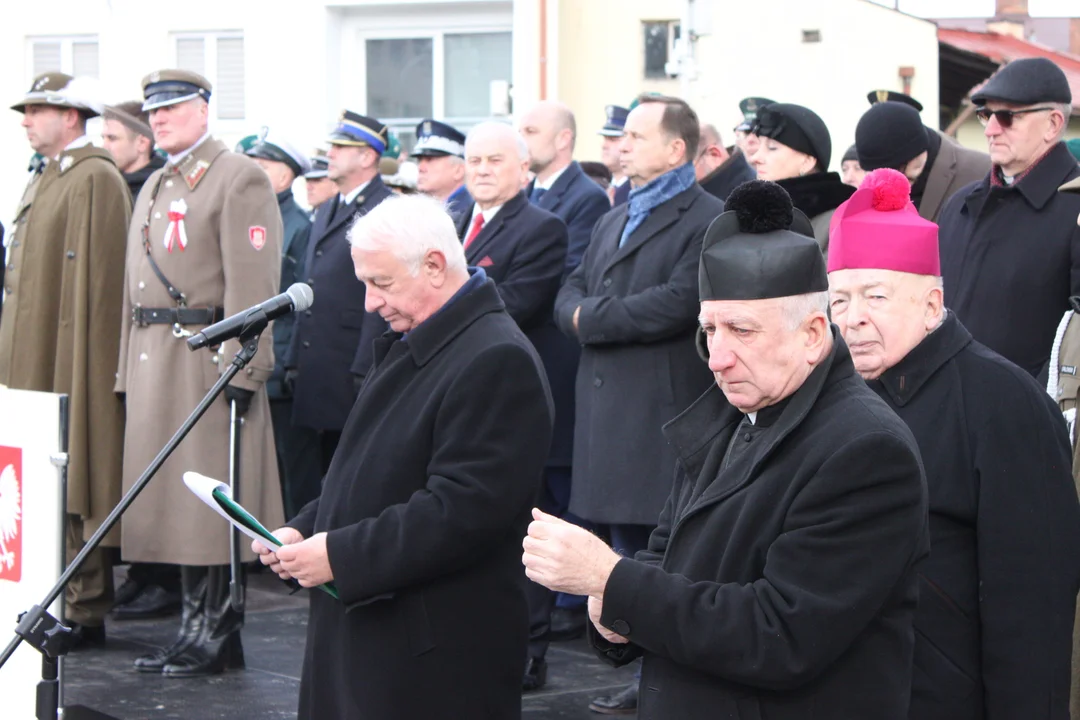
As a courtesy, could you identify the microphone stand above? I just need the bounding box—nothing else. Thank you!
[0,319,265,720]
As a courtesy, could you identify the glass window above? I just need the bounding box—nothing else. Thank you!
[444,32,512,118]
[366,38,434,119]
[216,37,245,120]
[644,21,676,79]
[176,38,206,76]
[31,42,62,76]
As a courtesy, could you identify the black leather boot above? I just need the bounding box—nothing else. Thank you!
[162,564,244,678]
[134,565,207,673]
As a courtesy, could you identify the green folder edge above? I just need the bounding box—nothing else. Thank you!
[211,487,339,599]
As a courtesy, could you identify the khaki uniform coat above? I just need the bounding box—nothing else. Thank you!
[0,145,129,544]
[116,137,284,565]
[1054,176,1080,718]
[919,135,991,223]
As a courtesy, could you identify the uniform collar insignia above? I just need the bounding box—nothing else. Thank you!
[184,159,211,189]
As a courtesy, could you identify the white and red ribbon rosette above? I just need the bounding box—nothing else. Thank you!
[164,198,189,252]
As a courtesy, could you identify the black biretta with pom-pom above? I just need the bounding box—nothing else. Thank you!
[698,179,828,301]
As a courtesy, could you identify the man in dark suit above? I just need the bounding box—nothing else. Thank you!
[694,122,755,203]
[243,130,322,519]
[553,94,724,714]
[598,104,629,206]
[521,100,611,274]
[526,180,929,720]
[286,111,391,474]
[258,193,554,719]
[518,100,612,681]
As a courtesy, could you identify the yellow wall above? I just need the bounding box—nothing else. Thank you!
[553,0,940,171]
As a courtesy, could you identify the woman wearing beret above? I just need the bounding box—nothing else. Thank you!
[750,103,854,257]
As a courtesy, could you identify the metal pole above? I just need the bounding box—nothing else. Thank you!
[228,398,244,613]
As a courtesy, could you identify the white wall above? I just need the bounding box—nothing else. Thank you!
[554,0,940,171]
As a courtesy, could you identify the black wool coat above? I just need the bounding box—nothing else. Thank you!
[455,192,572,466]
[699,149,756,205]
[591,332,930,719]
[287,277,554,719]
[867,312,1080,720]
[554,182,723,524]
[939,141,1080,378]
[287,177,391,430]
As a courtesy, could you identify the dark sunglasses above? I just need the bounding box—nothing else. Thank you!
[974,106,1055,128]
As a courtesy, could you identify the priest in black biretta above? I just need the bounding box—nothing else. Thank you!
[523,179,930,719]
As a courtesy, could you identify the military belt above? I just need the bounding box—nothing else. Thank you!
[131,306,224,328]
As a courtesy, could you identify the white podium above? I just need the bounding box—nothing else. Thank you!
[0,387,67,720]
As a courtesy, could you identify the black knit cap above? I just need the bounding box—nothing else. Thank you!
[972,57,1072,106]
[855,102,928,171]
[752,103,832,172]
[699,180,827,302]
[842,144,859,164]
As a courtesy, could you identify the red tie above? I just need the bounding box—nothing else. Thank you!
[464,213,485,250]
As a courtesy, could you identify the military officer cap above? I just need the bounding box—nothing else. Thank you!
[304,148,330,179]
[244,126,312,177]
[598,105,630,137]
[384,130,403,160]
[971,57,1072,106]
[735,96,776,133]
[11,72,103,117]
[699,180,826,303]
[411,119,466,158]
[235,134,258,154]
[327,110,388,154]
[141,69,212,111]
[867,89,923,112]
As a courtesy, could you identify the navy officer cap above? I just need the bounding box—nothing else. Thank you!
[867,89,923,112]
[410,119,466,158]
[598,105,629,137]
[327,110,388,154]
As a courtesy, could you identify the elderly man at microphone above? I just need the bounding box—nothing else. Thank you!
[257,194,554,720]
[523,180,929,719]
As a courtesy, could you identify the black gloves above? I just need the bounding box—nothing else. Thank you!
[225,385,255,417]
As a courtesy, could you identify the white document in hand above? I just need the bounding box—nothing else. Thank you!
[182,471,281,553]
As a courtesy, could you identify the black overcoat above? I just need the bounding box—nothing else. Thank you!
[867,312,1080,720]
[938,141,1080,378]
[455,192,571,466]
[591,332,930,719]
[554,183,723,524]
[287,177,391,430]
[287,277,554,719]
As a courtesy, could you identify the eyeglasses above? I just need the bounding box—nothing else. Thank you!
[974,106,1055,128]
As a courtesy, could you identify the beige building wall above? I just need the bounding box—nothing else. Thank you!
[551,0,940,171]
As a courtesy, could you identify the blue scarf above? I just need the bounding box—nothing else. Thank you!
[620,162,696,247]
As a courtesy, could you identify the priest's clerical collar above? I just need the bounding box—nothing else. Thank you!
[698,180,827,302]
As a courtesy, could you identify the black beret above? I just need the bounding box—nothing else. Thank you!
[752,103,833,172]
[855,102,929,171]
[972,57,1072,106]
[699,181,827,302]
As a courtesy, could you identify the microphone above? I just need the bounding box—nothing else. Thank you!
[187,283,314,351]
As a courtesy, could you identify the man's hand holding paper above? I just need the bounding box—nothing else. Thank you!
[256,529,333,587]
[253,527,305,580]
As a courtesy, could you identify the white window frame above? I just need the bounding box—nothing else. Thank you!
[341,8,512,150]
[25,35,100,80]
[169,30,246,128]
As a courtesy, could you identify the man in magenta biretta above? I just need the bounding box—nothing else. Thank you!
[828,168,1080,720]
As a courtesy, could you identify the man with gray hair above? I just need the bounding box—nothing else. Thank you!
[526,180,929,719]
[937,57,1080,379]
[694,122,755,203]
[257,193,555,719]
[830,169,1080,720]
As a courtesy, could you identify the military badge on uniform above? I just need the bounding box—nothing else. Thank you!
[184,159,211,189]
[59,156,73,173]
[165,199,189,252]
[249,226,267,251]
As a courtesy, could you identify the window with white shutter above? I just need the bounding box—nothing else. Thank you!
[172,32,245,122]
[27,37,97,79]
